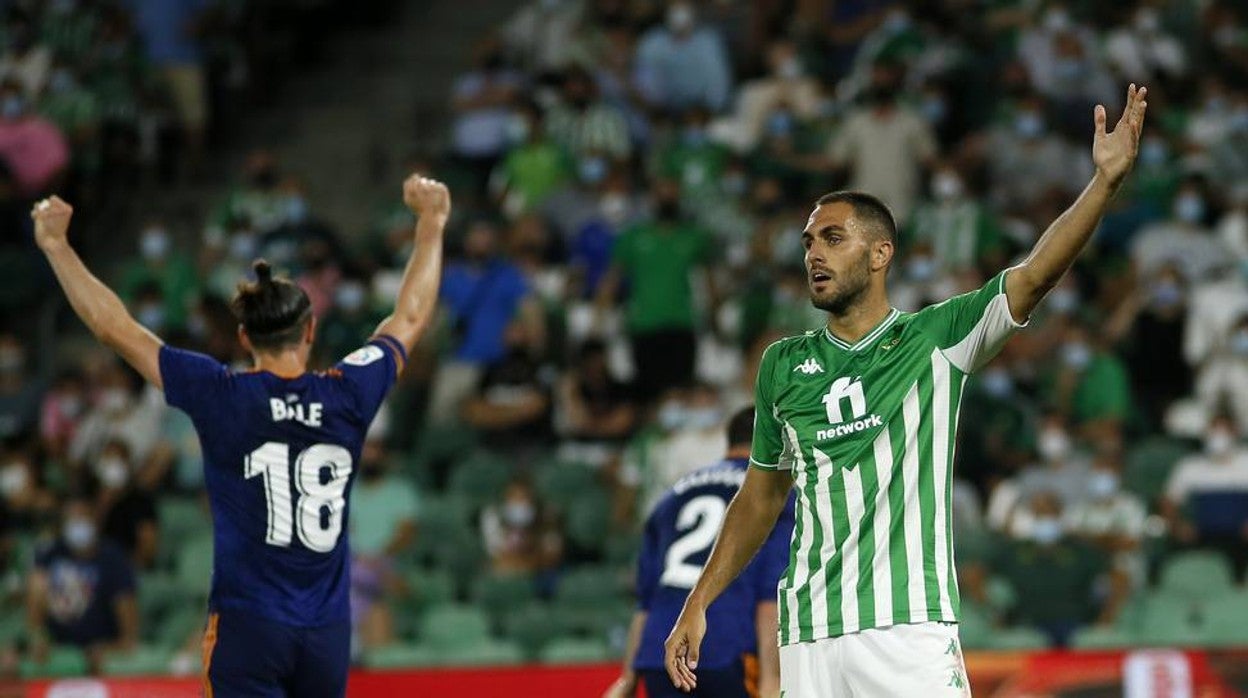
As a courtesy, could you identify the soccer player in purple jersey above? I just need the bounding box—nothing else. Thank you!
[33,174,451,697]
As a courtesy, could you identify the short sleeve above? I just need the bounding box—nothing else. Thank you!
[159,346,229,419]
[335,335,405,425]
[750,342,792,471]
[912,268,1027,374]
[754,493,795,602]
[635,508,663,611]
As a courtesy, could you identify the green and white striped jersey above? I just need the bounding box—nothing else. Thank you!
[750,270,1025,645]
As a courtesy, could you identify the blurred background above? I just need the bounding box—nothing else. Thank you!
[0,0,1246,694]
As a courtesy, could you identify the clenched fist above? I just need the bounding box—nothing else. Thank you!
[31,196,73,252]
[402,174,451,221]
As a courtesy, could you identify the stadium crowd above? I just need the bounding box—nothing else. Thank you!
[2,0,1248,679]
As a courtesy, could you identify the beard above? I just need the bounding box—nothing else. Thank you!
[810,248,871,316]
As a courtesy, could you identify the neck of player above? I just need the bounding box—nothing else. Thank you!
[824,291,892,346]
[254,348,308,379]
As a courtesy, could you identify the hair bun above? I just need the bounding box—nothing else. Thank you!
[252,259,273,285]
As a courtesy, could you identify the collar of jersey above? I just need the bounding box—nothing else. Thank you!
[823,308,900,351]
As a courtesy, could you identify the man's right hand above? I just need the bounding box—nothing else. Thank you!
[402,174,451,221]
[31,196,74,252]
[663,604,707,693]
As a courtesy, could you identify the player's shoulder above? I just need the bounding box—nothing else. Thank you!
[760,331,820,364]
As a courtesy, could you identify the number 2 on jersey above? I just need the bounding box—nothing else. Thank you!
[660,495,727,589]
[245,442,353,552]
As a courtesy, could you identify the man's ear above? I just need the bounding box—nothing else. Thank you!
[237,325,253,354]
[873,239,895,272]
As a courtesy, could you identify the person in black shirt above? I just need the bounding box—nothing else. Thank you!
[92,440,158,570]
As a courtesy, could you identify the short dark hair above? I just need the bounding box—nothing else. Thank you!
[727,407,755,448]
[230,260,312,351]
[815,191,897,245]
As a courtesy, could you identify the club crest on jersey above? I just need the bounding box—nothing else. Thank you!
[817,375,883,440]
[793,357,824,375]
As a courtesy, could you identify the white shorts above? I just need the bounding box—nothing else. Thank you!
[779,622,971,698]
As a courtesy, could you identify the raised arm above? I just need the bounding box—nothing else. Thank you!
[1005,84,1149,321]
[33,197,164,388]
[374,175,450,356]
[663,467,791,693]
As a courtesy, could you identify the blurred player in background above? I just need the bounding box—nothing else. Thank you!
[664,85,1149,697]
[605,407,794,698]
[31,174,450,697]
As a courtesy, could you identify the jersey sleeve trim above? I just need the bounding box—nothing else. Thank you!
[370,334,408,375]
[749,458,781,471]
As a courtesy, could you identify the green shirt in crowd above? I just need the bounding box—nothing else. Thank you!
[612,221,714,334]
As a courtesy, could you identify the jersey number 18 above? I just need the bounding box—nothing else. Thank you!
[245,442,353,552]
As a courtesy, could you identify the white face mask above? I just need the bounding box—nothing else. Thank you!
[98,388,131,414]
[685,407,722,431]
[1206,430,1235,457]
[1087,471,1119,500]
[1031,516,1064,545]
[97,457,129,489]
[932,172,964,201]
[1038,429,1071,462]
[64,518,97,551]
[0,463,28,497]
[658,401,688,431]
[502,501,536,527]
[1060,341,1092,370]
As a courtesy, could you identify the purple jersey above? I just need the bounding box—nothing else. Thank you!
[159,336,404,627]
[634,458,795,670]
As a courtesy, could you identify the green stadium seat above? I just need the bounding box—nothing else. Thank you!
[137,571,185,631]
[103,645,173,676]
[363,643,441,669]
[419,604,491,651]
[411,425,481,469]
[428,531,486,589]
[956,603,995,650]
[1203,593,1248,646]
[539,637,614,664]
[564,491,613,554]
[986,626,1050,651]
[437,639,525,666]
[156,608,206,649]
[1159,551,1234,597]
[471,573,536,622]
[0,612,25,645]
[502,603,565,659]
[535,460,600,510]
[1070,625,1136,649]
[556,566,625,609]
[604,535,640,566]
[1124,437,1192,502]
[175,535,214,597]
[551,601,633,638]
[21,646,88,679]
[157,498,211,569]
[1139,594,1205,646]
[448,450,514,508]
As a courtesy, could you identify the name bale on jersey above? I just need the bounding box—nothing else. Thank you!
[270,395,325,428]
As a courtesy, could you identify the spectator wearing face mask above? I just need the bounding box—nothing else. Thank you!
[659,107,731,202]
[460,319,553,451]
[430,219,540,424]
[348,439,419,651]
[726,38,822,151]
[207,151,293,240]
[1104,6,1188,87]
[501,0,585,73]
[494,102,574,217]
[316,278,382,366]
[480,479,563,575]
[905,165,1006,275]
[995,413,1093,529]
[635,1,732,114]
[546,65,631,162]
[1131,179,1227,282]
[39,369,87,460]
[68,361,167,477]
[0,16,51,97]
[827,60,937,225]
[554,339,638,464]
[1194,314,1248,435]
[117,220,199,333]
[451,37,526,195]
[1163,416,1248,579]
[623,383,728,515]
[980,491,1118,647]
[1041,321,1131,441]
[959,360,1039,499]
[0,334,43,440]
[981,92,1090,217]
[92,440,157,570]
[1106,263,1192,429]
[0,449,55,529]
[0,77,67,198]
[1064,440,1148,589]
[26,496,138,675]
[597,179,718,404]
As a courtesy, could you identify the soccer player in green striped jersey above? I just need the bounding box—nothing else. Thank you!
[663,85,1149,697]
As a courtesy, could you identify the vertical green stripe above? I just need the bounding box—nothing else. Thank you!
[916,362,941,617]
[946,371,965,617]
[798,448,823,642]
[780,482,799,644]
[886,414,910,622]
[855,448,879,630]
[826,454,849,637]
